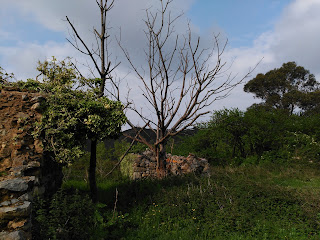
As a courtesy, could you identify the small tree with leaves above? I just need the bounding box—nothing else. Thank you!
[34,58,126,202]
[65,0,124,201]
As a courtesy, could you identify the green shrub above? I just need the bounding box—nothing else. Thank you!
[287,132,320,163]
[120,153,136,178]
[32,189,95,240]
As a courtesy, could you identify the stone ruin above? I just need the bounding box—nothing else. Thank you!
[0,87,62,240]
[131,149,210,180]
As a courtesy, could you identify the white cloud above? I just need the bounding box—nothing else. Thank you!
[1,0,320,119]
[0,42,77,80]
[217,0,320,111]
[1,0,199,79]
[271,0,320,72]
[228,0,320,77]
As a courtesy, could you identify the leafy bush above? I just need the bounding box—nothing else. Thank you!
[120,153,136,178]
[173,106,320,167]
[32,189,95,240]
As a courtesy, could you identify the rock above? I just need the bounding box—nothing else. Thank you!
[11,166,27,177]
[17,193,31,202]
[0,143,11,159]
[0,230,26,240]
[149,163,156,168]
[132,150,210,179]
[21,95,28,101]
[10,199,19,205]
[12,156,28,168]
[0,158,11,172]
[26,161,40,169]
[30,96,45,103]
[15,112,29,120]
[0,201,31,219]
[133,172,141,180]
[0,201,11,206]
[134,167,146,172]
[33,140,43,153]
[30,103,41,111]
[8,219,29,230]
[0,179,29,192]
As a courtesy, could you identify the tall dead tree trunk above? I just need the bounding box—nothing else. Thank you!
[119,0,257,178]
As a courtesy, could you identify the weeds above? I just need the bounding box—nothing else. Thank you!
[33,164,320,239]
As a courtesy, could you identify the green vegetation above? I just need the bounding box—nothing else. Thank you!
[0,66,14,84]
[244,61,319,115]
[0,45,316,240]
[173,107,320,166]
[30,61,320,239]
[33,164,320,239]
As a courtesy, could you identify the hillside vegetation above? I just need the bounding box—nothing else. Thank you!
[32,106,320,239]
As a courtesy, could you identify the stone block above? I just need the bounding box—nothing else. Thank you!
[0,230,27,240]
[18,194,32,202]
[0,129,6,136]
[0,158,11,172]
[8,219,29,231]
[21,95,28,101]
[30,96,45,103]
[0,143,11,159]
[33,140,43,154]
[0,179,29,192]
[30,103,41,111]
[12,156,28,168]
[15,113,29,120]
[0,201,10,207]
[0,201,31,219]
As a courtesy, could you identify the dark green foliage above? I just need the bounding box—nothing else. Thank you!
[244,107,289,157]
[28,58,127,166]
[32,189,95,240]
[173,108,254,164]
[244,62,319,114]
[173,107,320,166]
[61,165,320,239]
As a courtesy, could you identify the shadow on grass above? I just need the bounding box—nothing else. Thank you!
[63,173,202,212]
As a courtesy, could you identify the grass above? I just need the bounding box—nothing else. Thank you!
[60,163,320,239]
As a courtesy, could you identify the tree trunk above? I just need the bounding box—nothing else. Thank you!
[156,142,167,178]
[89,139,98,203]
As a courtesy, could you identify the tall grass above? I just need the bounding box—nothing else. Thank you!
[55,164,320,239]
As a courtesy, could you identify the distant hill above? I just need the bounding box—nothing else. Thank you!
[103,127,198,149]
[85,127,198,152]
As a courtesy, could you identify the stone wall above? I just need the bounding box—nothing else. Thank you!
[0,87,62,240]
[131,149,210,180]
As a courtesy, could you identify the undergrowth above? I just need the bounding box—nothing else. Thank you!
[33,164,320,239]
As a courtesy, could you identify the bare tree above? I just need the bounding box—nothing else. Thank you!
[119,0,256,177]
[66,0,118,202]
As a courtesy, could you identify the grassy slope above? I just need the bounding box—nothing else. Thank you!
[63,164,320,239]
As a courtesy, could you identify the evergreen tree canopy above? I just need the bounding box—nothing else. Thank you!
[244,62,319,114]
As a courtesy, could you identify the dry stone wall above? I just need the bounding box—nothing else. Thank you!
[131,149,210,180]
[0,87,62,240]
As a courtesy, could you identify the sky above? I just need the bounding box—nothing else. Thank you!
[1,0,320,125]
